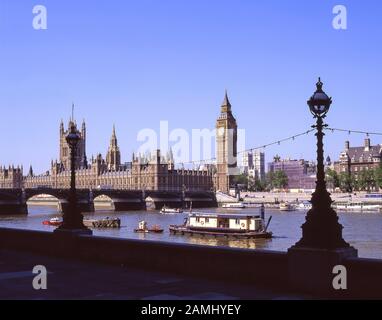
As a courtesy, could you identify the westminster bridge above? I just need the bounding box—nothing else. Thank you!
[0,188,217,215]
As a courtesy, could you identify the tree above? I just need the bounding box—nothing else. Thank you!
[238,174,249,185]
[339,172,352,192]
[266,171,274,190]
[231,173,249,189]
[326,168,340,190]
[358,169,375,192]
[255,178,266,191]
[248,176,266,192]
[351,174,359,192]
[267,170,288,190]
[248,176,255,192]
[374,165,382,190]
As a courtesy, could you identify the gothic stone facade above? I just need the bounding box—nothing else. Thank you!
[60,119,87,170]
[0,166,23,189]
[7,93,238,193]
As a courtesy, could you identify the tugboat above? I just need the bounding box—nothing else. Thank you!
[134,221,164,233]
[169,212,272,239]
[42,217,62,227]
[160,206,183,214]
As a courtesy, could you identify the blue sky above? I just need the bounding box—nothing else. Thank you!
[0,0,381,173]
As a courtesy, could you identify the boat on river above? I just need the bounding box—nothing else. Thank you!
[42,217,62,226]
[169,213,272,239]
[279,202,296,211]
[222,202,246,209]
[134,221,164,233]
[83,217,121,228]
[333,201,381,212]
[297,201,313,210]
[160,206,183,214]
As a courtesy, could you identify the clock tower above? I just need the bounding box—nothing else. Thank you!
[215,91,238,194]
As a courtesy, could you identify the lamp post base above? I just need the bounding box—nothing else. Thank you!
[288,245,357,296]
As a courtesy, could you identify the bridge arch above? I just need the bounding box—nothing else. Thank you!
[26,193,62,214]
[145,191,183,210]
[91,190,145,211]
[24,188,94,214]
[93,194,115,211]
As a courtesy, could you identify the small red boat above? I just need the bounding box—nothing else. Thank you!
[42,217,63,227]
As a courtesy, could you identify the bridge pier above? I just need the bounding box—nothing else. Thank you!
[0,189,28,215]
[152,200,183,211]
[145,192,183,211]
[145,191,218,210]
[59,201,95,214]
[113,200,146,211]
[0,202,28,215]
[183,191,218,209]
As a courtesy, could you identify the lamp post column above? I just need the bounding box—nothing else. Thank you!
[288,78,357,295]
[55,123,92,235]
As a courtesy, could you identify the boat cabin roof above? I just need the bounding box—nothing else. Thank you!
[189,213,261,220]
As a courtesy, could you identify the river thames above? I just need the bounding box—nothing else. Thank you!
[1,205,382,259]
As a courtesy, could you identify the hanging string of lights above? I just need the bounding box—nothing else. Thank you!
[176,128,316,167]
[325,127,382,137]
[173,127,382,168]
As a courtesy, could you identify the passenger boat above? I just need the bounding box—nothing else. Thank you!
[83,217,121,228]
[42,217,62,226]
[333,201,381,212]
[169,213,272,239]
[134,221,164,233]
[279,202,296,211]
[222,202,246,209]
[160,206,183,214]
[297,201,312,210]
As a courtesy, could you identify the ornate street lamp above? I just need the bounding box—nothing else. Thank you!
[294,78,350,249]
[56,123,91,234]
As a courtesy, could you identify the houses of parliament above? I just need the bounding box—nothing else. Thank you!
[1,93,238,194]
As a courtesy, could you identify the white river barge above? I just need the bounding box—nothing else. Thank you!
[169,213,272,239]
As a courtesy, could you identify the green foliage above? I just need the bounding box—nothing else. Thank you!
[267,170,288,190]
[339,172,352,192]
[374,166,382,189]
[357,169,375,192]
[248,176,266,192]
[326,168,340,189]
[337,167,380,192]
[231,173,249,188]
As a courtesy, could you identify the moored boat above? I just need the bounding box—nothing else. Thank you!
[160,206,183,214]
[222,202,246,209]
[333,201,381,212]
[134,221,164,233]
[279,202,296,211]
[169,212,272,239]
[297,201,312,210]
[83,217,121,228]
[42,217,62,226]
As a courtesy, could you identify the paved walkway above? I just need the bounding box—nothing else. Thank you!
[0,250,308,300]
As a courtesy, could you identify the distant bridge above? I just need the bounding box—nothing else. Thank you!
[0,188,217,215]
